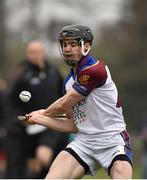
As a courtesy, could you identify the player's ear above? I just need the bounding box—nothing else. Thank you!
[84,42,91,51]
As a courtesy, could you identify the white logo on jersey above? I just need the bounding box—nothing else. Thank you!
[73,99,86,124]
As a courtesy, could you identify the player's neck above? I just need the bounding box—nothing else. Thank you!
[72,66,78,74]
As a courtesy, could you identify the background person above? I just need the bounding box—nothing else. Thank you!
[25,25,133,179]
[5,40,69,179]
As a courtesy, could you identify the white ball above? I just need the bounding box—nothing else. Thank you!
[19,91,31,103]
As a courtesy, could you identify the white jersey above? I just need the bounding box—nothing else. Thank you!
[64,55,126,139]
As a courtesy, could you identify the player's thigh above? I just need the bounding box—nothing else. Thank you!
[45,150,85,179]
[110,160,133,179]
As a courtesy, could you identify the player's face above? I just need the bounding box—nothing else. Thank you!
[62,39,83,63]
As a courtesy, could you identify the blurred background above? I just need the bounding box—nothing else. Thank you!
[0,0,147,178]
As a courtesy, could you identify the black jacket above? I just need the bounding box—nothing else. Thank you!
[8,60,63,125]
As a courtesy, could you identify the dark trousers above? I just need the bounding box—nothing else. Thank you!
[5,128,28,179]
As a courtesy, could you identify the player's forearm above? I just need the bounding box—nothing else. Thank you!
[43,96,70,116]
[36,116,78,133]
[42,88,84,117]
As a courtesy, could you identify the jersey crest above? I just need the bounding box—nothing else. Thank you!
[78,74,90,85]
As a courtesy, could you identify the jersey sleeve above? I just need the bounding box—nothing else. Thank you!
[72,61,107,96]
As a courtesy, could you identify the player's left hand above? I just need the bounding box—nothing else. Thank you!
[25,111,43,125]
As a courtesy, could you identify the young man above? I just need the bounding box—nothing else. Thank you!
[25,25,133,179]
